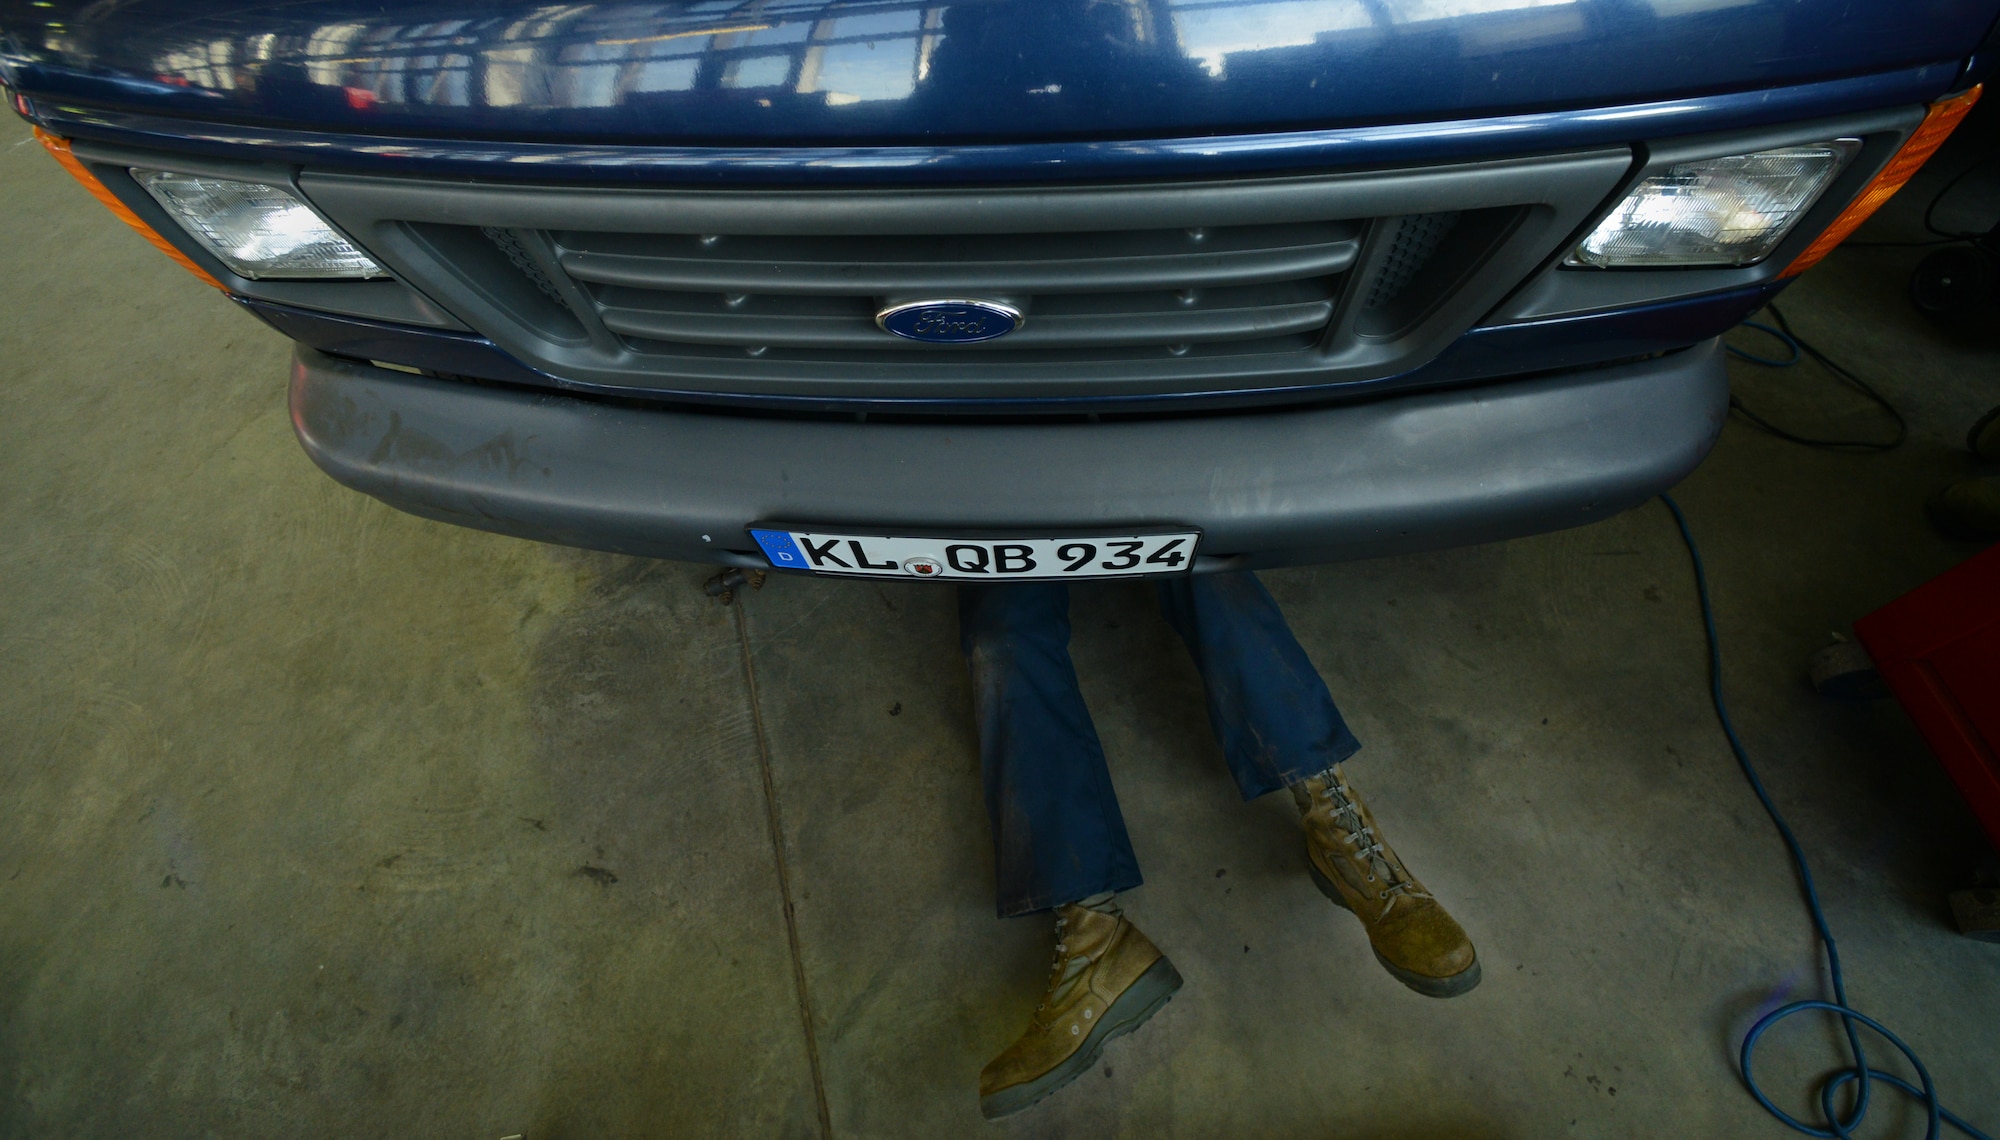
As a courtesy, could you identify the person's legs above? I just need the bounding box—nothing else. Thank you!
[1154,571,1361,798]
[960,583,1177,1116]
[1158,572,1480,997]
[959,581,1143,916]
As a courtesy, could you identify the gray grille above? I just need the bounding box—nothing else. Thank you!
[476,219,1360,362]
[299,151,1633,403]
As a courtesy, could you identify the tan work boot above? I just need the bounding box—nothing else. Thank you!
[979,903,1182,1118]
[1295,766,1481,998]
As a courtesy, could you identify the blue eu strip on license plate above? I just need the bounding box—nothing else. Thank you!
[748,528,1199,580]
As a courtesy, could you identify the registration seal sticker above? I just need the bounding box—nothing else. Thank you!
[901,557,944,578]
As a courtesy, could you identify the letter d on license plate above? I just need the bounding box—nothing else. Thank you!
[748,528,1200,580]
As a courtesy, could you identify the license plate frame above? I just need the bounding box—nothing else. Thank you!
[746,525,1202,581]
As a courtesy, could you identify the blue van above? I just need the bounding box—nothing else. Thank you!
[5,0,1994,579]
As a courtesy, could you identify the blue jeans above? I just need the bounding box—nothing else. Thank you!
[959,573,1361,918]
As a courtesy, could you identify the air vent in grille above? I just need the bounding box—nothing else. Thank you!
[480,226,571,310]
[472,220,1360,363]
[1367,213,1461,311]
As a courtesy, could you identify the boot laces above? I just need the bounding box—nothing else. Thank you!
[1037,913,1088,1014]
[1319,775,1431,912]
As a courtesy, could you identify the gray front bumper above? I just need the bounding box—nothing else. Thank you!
[290,341,1727,570]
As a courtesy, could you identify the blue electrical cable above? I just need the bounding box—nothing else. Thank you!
[1721,305,1906,453]
[1724,320,1804,368]
[1660,494,1993,1140]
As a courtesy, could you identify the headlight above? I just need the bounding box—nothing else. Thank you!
[132,170,384,280]
[1567,141,1861,269]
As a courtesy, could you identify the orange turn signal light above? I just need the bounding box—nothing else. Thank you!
[1782,84,1984,278]
[32,127,228,291]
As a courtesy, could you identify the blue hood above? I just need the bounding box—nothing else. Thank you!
[2,0,1994,145]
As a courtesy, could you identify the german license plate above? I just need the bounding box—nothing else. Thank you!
[748,527,1200,580]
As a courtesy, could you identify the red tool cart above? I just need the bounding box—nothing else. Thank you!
[1854,541,2000,940]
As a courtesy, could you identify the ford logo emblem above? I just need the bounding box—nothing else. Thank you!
[875,299,1024,344]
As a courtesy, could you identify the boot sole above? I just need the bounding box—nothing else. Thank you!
[1308,859,1482,999]
[979,956,1183,1119]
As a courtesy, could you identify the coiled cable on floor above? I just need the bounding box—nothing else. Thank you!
[1660,494,1993,1140]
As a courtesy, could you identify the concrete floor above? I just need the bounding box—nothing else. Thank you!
[3,105,1998,1138]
